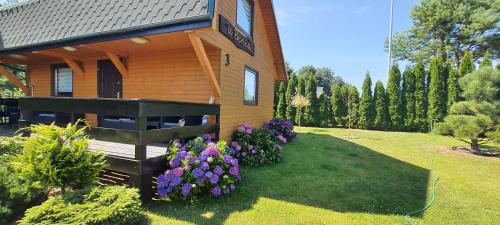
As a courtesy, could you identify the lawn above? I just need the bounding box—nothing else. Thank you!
[146,128,500,225]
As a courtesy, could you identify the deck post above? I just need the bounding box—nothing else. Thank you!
[18,107,32,137]
[132,116,152,203]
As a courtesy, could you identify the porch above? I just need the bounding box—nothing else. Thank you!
[4,96,220,203]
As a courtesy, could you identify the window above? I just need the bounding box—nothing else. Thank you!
[53,65,73,97]
[236,0,253,37]
[243,67,258,105]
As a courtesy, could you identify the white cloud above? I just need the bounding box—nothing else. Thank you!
[354,6,370,15]
[275,4,336,27]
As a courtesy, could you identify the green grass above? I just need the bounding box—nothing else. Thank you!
[146,128,500,225]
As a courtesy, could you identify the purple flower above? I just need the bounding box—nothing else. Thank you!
[157,187,169,197]
[211,186,222,197]
[171,176,182,187]
[181,183,192,197]
[202,134,212,141]
[210,175,219,184]
[230,158,239,167]
[277,135,287,143]
[169,158,180,167]
[223,188,230,195]
[164,170,175,182]
[230,184,236,190]
[236,174,241,181]
[192,168,203,178]
[202,145,220,158]
[205,171,214,178]
[251,149,256,154]
[173,167,184,177]
[201,162,210,171]
[248,145,254,151]
[237,126,246,133]
[176,151,188,159]
[214,166,224,176]
[229,166,239,176]
[157,174,168,188]
[196,176,206,184]
[223,155,233,164]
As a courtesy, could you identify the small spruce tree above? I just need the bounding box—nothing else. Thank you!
[374,81,388,130]
[275,82,287,119]
[295,76,306,125]
[387,64,403,130]
[428,56,448,123]
[318,93,332,127]
[331,84,343,127]
[358,72,374,129]
[285,74,297,121]
[402,66,416,131]
[459,51,475,78]
[447,66,460,110]
[348,85,360,129]
[414,61,428,132]
[479,51,493,69]
[304,75,320,126]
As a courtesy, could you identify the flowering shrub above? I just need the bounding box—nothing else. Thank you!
[157,136,240,200]
[263,119,296,143]
[231,124,282,166]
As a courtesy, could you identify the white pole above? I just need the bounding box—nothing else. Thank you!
[387,0,395,73]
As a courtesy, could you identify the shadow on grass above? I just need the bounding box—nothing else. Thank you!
[147,133,429,224]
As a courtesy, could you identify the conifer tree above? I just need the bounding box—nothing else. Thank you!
[339,84,351,126]
[428,56,448,122]
[358,72,374,129]
[285,74,297,121]
[348,85,360,128]
[414,61,428,132]
[318,93,332,127]
[304,75,319,127]
[447,66,460,110]
[459,51,475,78]
[402,66,416,131]
[387,64,403,130]
[479,51,493,69]
[275,82,287,119]
[374,81,388,130]
[331,84,343,127]
[295,76,306,125]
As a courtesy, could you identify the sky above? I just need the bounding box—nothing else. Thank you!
[274,0,419,89]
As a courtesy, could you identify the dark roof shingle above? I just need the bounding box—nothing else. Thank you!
[0,0,213,53]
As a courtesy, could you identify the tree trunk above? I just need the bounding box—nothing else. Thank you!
[470,138,481,154]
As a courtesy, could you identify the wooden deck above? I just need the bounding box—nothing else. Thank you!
[0,126,168,159]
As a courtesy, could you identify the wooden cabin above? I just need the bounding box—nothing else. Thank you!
[0,0,286,139]
[0,0,286,202]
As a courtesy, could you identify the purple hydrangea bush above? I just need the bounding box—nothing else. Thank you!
[157,136,240,200]
[231,124,282,167]
[263,119,296,143]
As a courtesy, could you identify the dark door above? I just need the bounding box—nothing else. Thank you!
[97,60,123,126]
[98,60,122,98]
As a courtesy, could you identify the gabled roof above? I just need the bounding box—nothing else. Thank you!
[259,0,287,80]
[0,0,214,53]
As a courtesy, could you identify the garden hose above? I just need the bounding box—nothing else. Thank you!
[404,150,440,225]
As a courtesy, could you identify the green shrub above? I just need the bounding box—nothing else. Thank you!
[12,121,107,192]
[20,186,145,225]
[231,124,282,166]
[0,155,42,224]
[0,135,25,155]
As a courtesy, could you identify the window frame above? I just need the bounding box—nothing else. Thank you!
[236,0,254,38]
[243,66,259,106]
[51,64,73,97]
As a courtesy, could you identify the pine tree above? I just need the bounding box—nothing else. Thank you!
[318,93,331,127]
[348,85,360,129]
[295,76,305,125]
[479,51,493,69]
[285,74,297,121]
[275,82,287,119]
[414,61,428,132]
[339,84,351,127]
[428,56,448,123]
[374,81,388,130]
[358,72,374,129]
[402,66,416,131]
[447,66,460,110]
[387,64,403,130]
[459,51,475,78]
[331,84,343,127]
[304,75,319,127]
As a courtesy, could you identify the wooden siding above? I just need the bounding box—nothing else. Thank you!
[24,0,281,139]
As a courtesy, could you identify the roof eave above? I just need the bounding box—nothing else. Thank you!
[0,15,213,54]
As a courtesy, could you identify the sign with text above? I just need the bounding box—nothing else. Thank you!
[219,15,255,56]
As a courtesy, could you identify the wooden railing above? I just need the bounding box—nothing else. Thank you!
[17,97,220,203]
